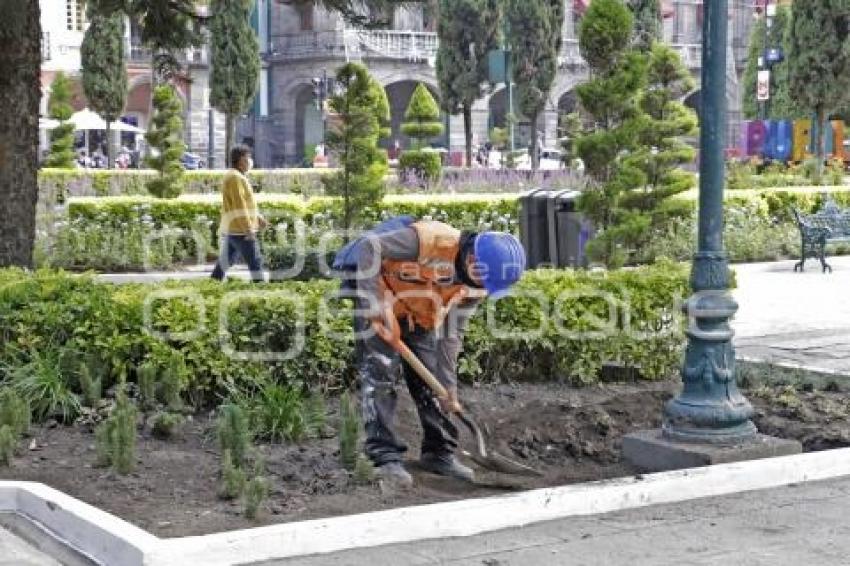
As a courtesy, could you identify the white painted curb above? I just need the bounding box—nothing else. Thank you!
[148,447,850,566]
[4,448,850,565]
[0,481,159,566]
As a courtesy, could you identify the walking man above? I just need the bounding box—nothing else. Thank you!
[211,145,267,282]
[333,216,526,486]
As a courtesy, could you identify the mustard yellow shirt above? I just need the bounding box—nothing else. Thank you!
[219,169,258,235]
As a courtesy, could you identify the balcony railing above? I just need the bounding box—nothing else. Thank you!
[269,30,438,63]
[269,31,350,60]
[127,44,207,65]
[559,39,701,70]
[356,30,438,62]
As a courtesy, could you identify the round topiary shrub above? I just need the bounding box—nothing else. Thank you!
[399,150,442,186]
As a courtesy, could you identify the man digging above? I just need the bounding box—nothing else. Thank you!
[334,216,526,487]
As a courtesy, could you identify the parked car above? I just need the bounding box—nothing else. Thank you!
[181,152,206,170]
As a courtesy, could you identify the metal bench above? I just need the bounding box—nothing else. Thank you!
[792,199,850,273]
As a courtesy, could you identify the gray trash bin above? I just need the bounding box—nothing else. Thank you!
[519,188,552,268]
[546,190,591,268]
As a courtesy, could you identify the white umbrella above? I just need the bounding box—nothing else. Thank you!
[70,108,107,131]
[111,120,145,134]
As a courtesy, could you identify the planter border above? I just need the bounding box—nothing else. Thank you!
[4,448,850,565]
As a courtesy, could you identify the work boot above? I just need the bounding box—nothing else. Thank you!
[376,461,413,488]
[419,453,475,483]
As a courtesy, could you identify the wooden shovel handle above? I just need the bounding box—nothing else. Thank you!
[372,320,449,400]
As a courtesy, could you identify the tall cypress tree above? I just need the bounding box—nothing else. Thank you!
[81,5,128,168]
[505,0,563,170]
[789,0,850,179]
[435,0,501,167]
[209,0,261,155]
[628,0,661,50]
[45,72,76,169]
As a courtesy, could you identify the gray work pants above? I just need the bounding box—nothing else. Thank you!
[353,297,458,466]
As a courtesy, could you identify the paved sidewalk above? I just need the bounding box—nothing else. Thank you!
[264,475,850,566]
[0,526,59,566]
[732,256,850,374]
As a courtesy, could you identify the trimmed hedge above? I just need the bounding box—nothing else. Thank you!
[66,194,519,238]
[40,168,333,199]
[44,187,850,272]
[0,263,688,410]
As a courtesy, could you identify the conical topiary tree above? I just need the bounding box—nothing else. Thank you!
[45,72,76,169]
[574,0,648,268]
[399,83,443,183]
[81,5,128,169]
[323,63,387,236]
[144,85,186,198]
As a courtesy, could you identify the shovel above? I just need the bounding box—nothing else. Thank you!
[372,320,542,478]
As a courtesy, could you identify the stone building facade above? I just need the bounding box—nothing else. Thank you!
[40,1,756,169]
[238,0,755,168]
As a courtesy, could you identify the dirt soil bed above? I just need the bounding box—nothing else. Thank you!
[1,379,847,538]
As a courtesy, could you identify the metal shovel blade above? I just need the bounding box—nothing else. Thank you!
[455,411,543,478]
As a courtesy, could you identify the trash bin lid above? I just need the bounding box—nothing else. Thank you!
[553,189,581,202]
[520,187,544,197]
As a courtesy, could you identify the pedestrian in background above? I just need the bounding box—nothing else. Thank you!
[211,145,268,282]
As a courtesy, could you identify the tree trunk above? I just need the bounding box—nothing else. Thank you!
[530,112,540,171]
[0,1,40,268]
[225,113,235,158]
[463,103,473,168]
[105,122,113,169]
[816,107,825,184]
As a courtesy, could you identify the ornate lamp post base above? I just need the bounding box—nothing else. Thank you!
[621,0,802,472]
[663,253,757,445]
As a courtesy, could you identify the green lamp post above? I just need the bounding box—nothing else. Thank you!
[662,0,757,443]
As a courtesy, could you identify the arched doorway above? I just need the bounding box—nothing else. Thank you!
[488,88,531,148]
[124,80,152,152]
[384,80,447,150]
[557,90,578,115]
[294,85,324,166]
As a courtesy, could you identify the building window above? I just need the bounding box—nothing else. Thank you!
[298,2,314,31]
[422,3,437,32]
[67,0,86,31]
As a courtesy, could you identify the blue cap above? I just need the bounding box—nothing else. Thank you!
[473,232,527,298]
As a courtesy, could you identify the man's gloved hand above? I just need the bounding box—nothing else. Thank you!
[438,387,463,414]
[371,300,400,345]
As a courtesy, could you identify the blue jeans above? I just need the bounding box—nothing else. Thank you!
[211,234,264,282]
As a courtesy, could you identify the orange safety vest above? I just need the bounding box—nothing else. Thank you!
[380,221,469,330]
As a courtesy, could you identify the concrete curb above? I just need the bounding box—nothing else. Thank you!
[147,447,850,566]
[0,481,159,566]
[737,355,849,379]
[4,448,850,565]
